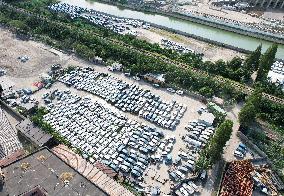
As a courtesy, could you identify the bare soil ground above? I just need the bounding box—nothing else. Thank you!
[0,30,58,77]
[262,9,284,21]
[0,28,71,88]
[137,28,243,62]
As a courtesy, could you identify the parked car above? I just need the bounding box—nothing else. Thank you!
[166,88,175,93]
[234,150,244,158]
[176,90,184,95]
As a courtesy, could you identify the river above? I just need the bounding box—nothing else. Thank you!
[61,0,284,59]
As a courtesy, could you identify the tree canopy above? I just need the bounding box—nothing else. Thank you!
[238,87,263,128]
[242,44,262,81]
[196,120,233,171]
[255,44,278,82]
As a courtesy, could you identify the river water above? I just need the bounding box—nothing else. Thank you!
[61,0,284,59]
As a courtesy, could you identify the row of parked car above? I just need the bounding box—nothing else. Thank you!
[271,61,284,75]
[48,3,150,35]
[161,39,195,54]
[43,91,166,180]
[166,120,215,185]
[234,143,247,159]
[58,67,186,129]
[184,120,215,149]
[174,180,199,196]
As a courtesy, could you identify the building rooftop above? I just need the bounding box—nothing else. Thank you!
[52,145,134,196]
[268,61,284,89]
[16,119,53,147]
[0,147,107,196]
[0,106,23,159]
[198,112,215,126]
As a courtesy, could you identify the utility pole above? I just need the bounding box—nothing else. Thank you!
[0,84,3,99]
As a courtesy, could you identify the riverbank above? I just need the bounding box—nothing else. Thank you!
[61,0,284,59]
[93,0,284,45]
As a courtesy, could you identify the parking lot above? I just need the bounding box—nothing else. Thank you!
[25,63,208,194]
[49,3,150,35]
[0,20,270,195]
[0,33,242,194]
[6,67,257,195]
[0,26,230,193]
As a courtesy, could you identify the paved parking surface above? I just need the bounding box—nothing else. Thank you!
[30,64,206,194]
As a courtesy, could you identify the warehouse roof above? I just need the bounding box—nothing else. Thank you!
[0,147,107,196]
[16,119,53,147]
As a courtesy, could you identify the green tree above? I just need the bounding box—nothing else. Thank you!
[209,120,233,162]
[8,20,30,33]
[238,103,257,128]
[244,45,262,72]
[199,87,214,97]
[255,44,278,82]
[238,87,263,127]
[242,45,262,81]
[196,120,233,172]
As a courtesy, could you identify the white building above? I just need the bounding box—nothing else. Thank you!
[268,61,284,91]
[198,112,215,126]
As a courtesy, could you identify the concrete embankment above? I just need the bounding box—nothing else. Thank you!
[95,0,284,45]
[81,3,253,55]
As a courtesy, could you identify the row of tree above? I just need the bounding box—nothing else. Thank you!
[195,120,233,172]
[6,0,279,86]
[255,44,278,82]
[238,86,263,129]
[239,87,284,131]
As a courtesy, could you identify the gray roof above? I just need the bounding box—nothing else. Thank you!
[0,147,108,196]
[16,119,53,147]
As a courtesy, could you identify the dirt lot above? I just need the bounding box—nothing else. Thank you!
[0,28,71,88]
[137,28,243,62]
[263,9,284,20]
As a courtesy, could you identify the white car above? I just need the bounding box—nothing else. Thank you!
[166,88,175,93]
[176,90,184,95]
[234,150,244,158]
[133,76,140,81]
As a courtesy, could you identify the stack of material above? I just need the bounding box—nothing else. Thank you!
[220,160,254,196]
[252,166,279,195]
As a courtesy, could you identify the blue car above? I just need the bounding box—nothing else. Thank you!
[238,143,247,151]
